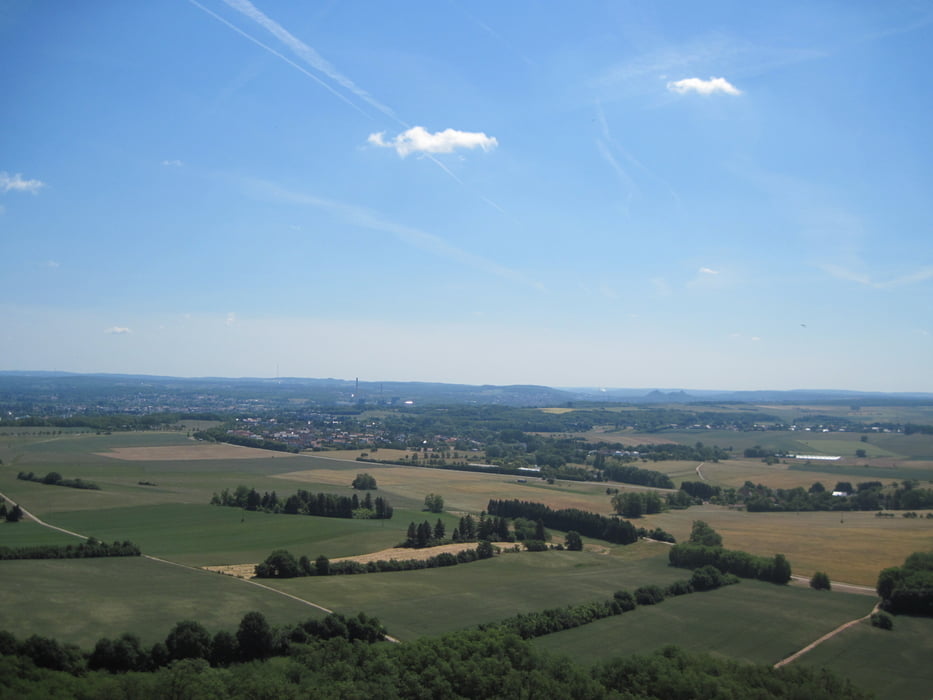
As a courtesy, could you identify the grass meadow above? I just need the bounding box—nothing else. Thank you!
[532,579,875,665]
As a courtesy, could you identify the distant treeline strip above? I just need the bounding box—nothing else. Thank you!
[668,543,792,584]
[195,427,297,453]
[487,499,639,545]
[17,471,100,491]
[357,456,533,478]
[0,539,140,560]
[12,412,222,431]
[212,485,393,520]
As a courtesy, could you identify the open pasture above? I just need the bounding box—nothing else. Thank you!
[533,578,874,666]
[643,505,933,585]
[797,613,933,700]
[266,543,683,640]
[0,556,325,648]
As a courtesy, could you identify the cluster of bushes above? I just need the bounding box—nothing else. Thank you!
[611,491,664,518]
[877,551,933,616]
[0,538,140,560]
[0,502,23,522]
[255,543,496,579]
[669,543,792,584]
[481,565,738,641]
[598,464,674,489]
[488,499,639,545]
[211,485,393,520]
[17,471,100,490]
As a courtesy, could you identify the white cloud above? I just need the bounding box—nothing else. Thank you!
[43,260,60,268]
[368,127,498,158]
[667,77,742,96]
[161,159,184,167]
[821,263,933,289]
[105,326,132,335]
[0,171,45,194]
[225,312,237,327]
[699,267,720,275]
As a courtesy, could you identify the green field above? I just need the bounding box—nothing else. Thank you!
[533,580,874,666]
[1,556,325,648]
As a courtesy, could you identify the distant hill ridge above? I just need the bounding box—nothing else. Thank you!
[1,370,932,408]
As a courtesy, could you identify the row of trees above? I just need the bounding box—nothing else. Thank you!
[211,486,393,520]
[481,565,739,641]
[487,499,640,545]
[17,471,100,490]
[255,543,496,579]
[669,544,792,584]
[0,538,139,560]
[0,502,23,522]
[194,427,297,453]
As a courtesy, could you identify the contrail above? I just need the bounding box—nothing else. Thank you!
[188,0,369,118]
[222,0,400,123]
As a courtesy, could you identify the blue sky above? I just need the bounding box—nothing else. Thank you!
[2,1,931,391]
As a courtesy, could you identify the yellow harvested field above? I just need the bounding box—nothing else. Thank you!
[96,444,300,461]
[274,464,616,514]
[645,505,933,586]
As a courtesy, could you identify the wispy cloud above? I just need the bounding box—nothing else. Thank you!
[242,177,541,290]
[667,77,742,96]
[105,326,132,335]
[821,264,933,289]
[161,159,184,167]
[1,171,45,194]
[368,127,498,158]
[699,267,720,275]
[43,260,60,269]
[225,312,237,327]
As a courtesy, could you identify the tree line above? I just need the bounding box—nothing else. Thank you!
[0,610,385,678]
[480,565,738,640]
[487,499,640,545]
[211,485,393,520]
[194,427,297,453]
[17,471,100,490]
[254,543,496,579]
[679,478,933,512]
[0,538,139,560]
